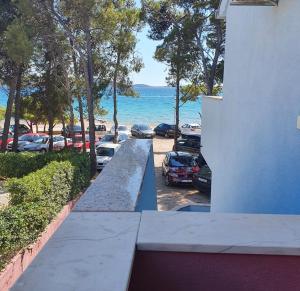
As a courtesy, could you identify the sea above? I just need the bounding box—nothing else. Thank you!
[0,85,202,126]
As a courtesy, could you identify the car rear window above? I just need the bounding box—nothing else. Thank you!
[199,165,211,177]
[97,147,114,157]
[19,135,40,142]
[118,126,127,131]
[101,135,114,142]
[169,156,196,167]
[139,125,150,130]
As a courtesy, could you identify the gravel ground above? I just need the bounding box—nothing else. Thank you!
[152,136,210,211]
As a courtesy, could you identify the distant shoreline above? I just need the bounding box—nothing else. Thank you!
[0,86,202,125]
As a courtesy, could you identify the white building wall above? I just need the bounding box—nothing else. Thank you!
[202,0,300,214]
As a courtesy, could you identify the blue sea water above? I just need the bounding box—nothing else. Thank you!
[0,86,202,125]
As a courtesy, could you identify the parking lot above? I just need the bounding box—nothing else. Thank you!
[153,136,210,211]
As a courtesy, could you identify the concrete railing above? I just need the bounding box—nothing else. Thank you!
[74,139,157,212]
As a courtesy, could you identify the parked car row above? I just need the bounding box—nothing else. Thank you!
[5,133,73,152]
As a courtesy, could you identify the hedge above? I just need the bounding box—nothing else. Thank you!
[0,150,90,179]
[0,201,57,270]
[0,152,91,270]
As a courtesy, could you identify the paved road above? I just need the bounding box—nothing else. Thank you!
[152,136,210,211]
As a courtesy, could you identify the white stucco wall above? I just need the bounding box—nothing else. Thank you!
[202,0,300,214]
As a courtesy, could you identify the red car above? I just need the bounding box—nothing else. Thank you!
[162,151,200,186]
[73,134,91,152]
[0,134,14,147]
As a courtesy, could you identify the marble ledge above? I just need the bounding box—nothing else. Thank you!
[74,139,152,212]
[11,212,141,291]
[137,211,300,256]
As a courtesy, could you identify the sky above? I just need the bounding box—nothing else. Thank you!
[131,27,168,86]
[130,5,169,87]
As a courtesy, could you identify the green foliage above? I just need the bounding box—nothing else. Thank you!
[0,201,58,270]
[0,106,5,120]
[0,151,90,270]
[0,150,90,182]
[4,20,33,65]
[180,83,222,103]
[6,161,73,206]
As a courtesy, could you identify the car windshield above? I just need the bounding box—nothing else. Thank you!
[181,134,201,141]
[101,135,114,142]
[34,138,48,144]
[72,126,81,131]
[19,135,40,142]
[118,126,127,131]
[139,125,150,130]
[97,147,114,157]
[169,155,196,167]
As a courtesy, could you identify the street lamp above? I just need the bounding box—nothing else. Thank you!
[231,0,278,5]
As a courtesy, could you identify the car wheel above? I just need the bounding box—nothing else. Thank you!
[165,174,171,186]
[40,149,47,153]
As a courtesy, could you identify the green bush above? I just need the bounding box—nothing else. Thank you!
[0,201,57,270]
[6,161,73,206]
[0,150,90,179]
[0,151,91,270]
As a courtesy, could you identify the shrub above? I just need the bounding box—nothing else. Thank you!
[6,161,73,206]
[0,151,91,270]
[0,150,90,179]
[0,201,57,270]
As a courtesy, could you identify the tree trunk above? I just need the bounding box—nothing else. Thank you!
[113,53,120,144]
[12,65,23,152]
[48,112,54,152]
[68,93,75,144]
[1,77,17,152]
[207,20,223,95]
[70,41,86,152]
[61,115,68,148]
[174,73,180,146]
[78,95,86,152]
[65,71,75,144]
[84,26,96,176]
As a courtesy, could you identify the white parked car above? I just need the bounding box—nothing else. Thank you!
[180,123,201,135]
[96,143,121,170]
[95,133,128,147]
[109,125,131,136]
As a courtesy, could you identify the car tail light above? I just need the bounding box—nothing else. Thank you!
[192,166,200,173]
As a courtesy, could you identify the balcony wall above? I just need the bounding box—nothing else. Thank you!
[10,140,300,291]
[201,95,223,172]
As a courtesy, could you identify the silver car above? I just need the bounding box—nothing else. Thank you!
[23,135,69,153]
[131,124,155,139]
